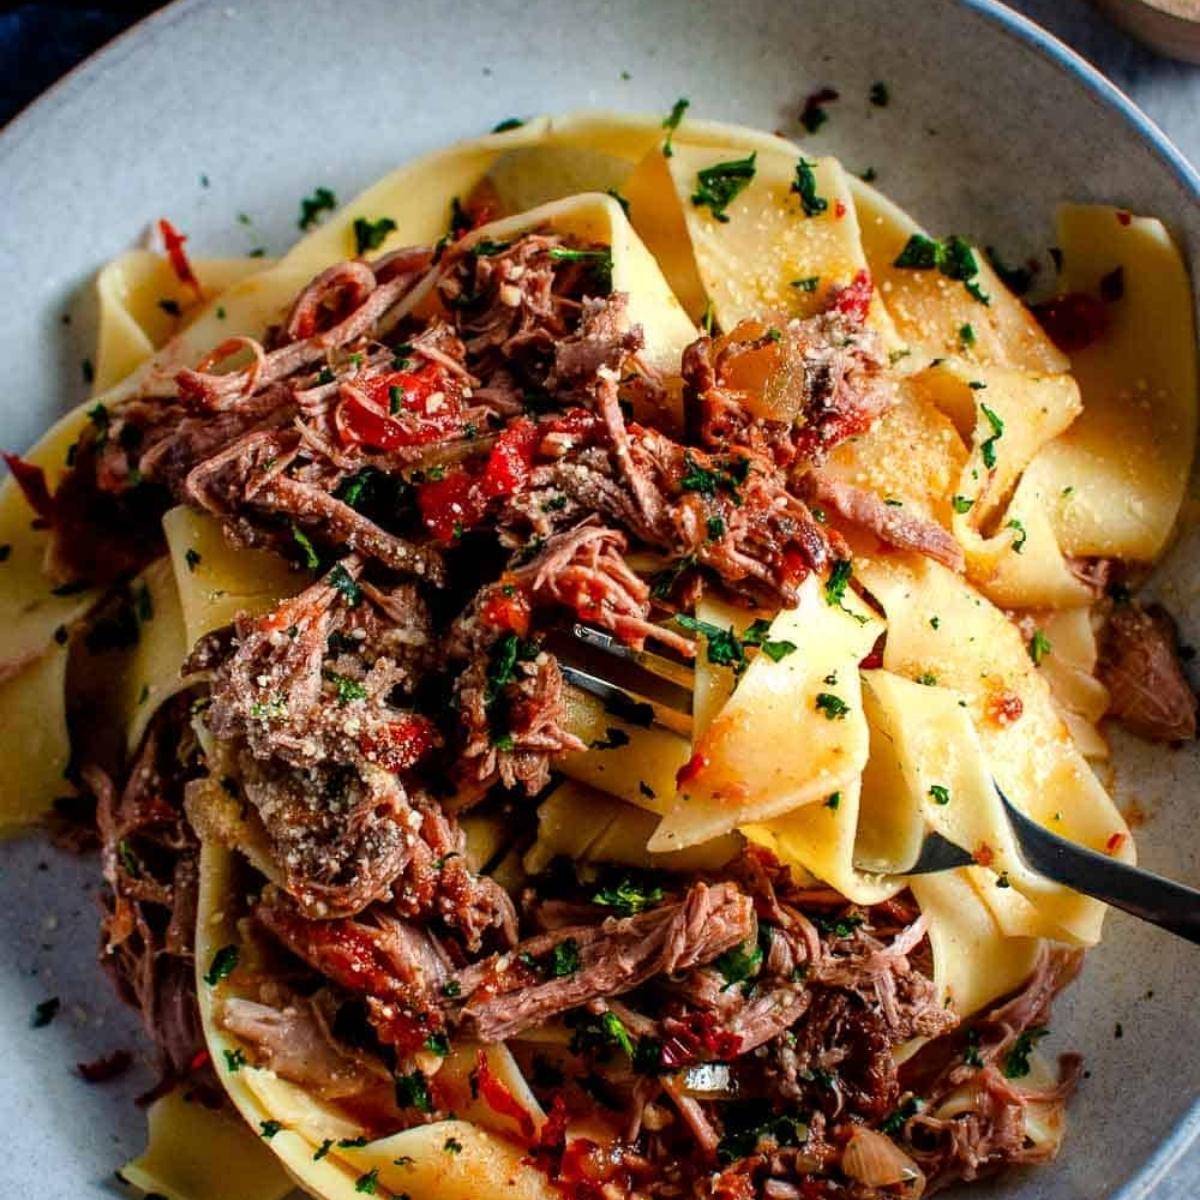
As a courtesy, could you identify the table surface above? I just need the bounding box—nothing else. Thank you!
[1,1,1197,1197]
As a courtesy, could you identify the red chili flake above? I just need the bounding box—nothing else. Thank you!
[475,1050,537,1141]
[78,1049,133,1083]
[1116,210,1132,226]
[1032,292,1109,354]
[158,218,199,291]
[974,843,996,868]
[188,1048,211,1074]
[676,751,709,789]
[833,199,847,219]
[358,714,439,773]
[1105,831,1127,854]
[2,452,55,520]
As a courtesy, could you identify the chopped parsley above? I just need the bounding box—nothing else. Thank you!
[826,791,841,810]
[701,298,716,335]
[791,157,828,217]
[204,944,239,986]
[291,523,321,570]
[184,547,202,572]
[815,912,864,938]
[916,672,938,686]
[1029,629,1052,666]
[314,1139,334,1161]
[800,86,838,134]
[328,672,368,705]
[547,245,613,289]
[679,451,721,495]
[952,494,974,514]
[395,1070,433,1112]
[879,1095,923,1135]
[32,997,60,1028]
[893,233,990,304]
[814,692,849,720]
[441,980,461,998]
[259,1120,283,1140]
[860,165,878,182]
[929,784,951,806]
[1007,518,1027,552]
[706,514,726,540]
[714,938,764,990]
[959,322,976,347]
[824,560,868,624]
[791,275,821,292]
[491,116,525,133]
[869,81,890,107]
[717,1102,808,1164]
[662,97,690,157]
[593,876,664,915]
[298,186,337,230]
[690,153,757,222]
[600,1011,635,1057]
[353,216,397,256]
[444,1136,464,1154]
[354,1168,380,1195]
[449,196,473,238]
[485,632,539,703]
[82,358,95,384]
[223,1048,247,1072]
[1002,1028,1048,1078]
[550,937,581,977]
[328,562,363,607]
[741,617,798,662]
[979,403,1004,469]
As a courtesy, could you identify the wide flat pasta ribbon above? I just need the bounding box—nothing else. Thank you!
[854,551,1131,945]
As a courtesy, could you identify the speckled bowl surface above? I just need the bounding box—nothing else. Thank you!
[1,1,1197,1196]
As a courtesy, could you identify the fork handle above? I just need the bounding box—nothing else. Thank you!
[1003,798,1200,945]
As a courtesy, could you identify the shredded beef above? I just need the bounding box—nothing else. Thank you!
[86,697,206,1087]
[452,882,755,1041]
[1099,602,1198,742]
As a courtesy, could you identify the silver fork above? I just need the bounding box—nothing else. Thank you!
[552,621,1200,946]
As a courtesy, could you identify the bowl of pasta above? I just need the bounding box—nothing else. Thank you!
[1,1,1197,1199]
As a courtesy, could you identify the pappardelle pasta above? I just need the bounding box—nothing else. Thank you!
[2,108,1196,1200]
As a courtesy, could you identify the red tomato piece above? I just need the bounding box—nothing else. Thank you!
[417,468,485,542]
[478,419,538,500]
[358,715,438,773]
[479,584,532,636]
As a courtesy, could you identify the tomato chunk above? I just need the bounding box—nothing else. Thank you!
[340,363,464,451]
[358,715,439,772]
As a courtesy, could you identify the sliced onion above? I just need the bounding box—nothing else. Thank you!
[841,1127,926,1195]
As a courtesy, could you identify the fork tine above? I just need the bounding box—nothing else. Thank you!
[559,662,694,737]
[568,622,697,690]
